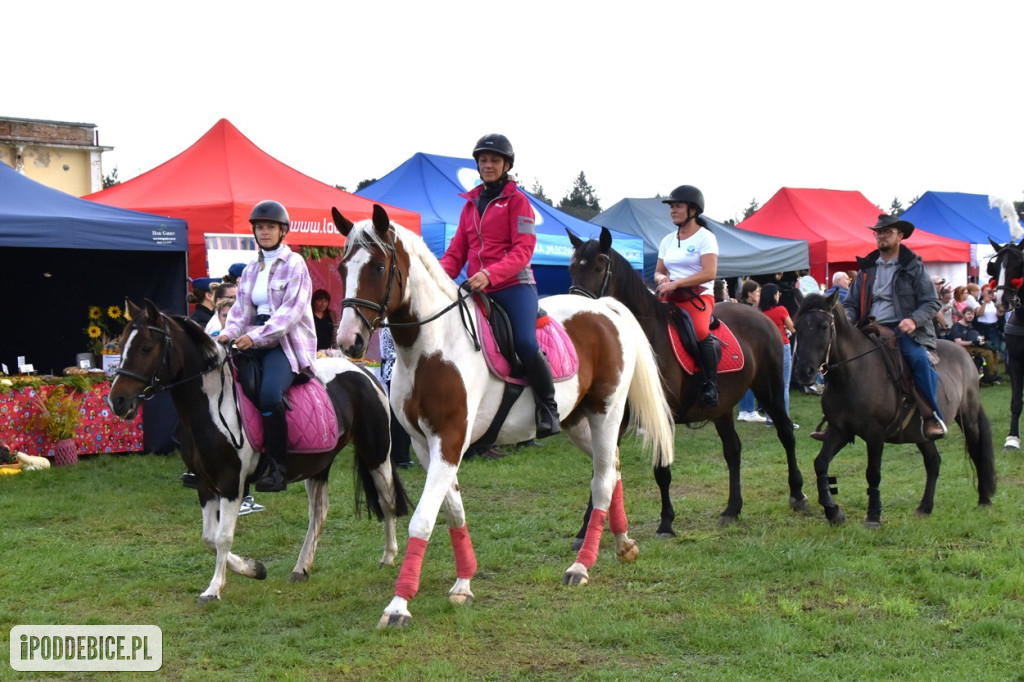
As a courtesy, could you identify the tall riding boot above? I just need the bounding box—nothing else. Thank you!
[525,351,562,438]
[697,337,720,408]
[255,405,288,492]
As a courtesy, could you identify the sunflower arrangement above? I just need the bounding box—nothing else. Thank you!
[84,304,126,356]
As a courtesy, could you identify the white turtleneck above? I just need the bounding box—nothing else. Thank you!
[252,244,288,315]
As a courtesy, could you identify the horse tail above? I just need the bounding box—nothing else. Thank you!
[353,452,411,519]
[968,404,997,504]
[618,307,675,468]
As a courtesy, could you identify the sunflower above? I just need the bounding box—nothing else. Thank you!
[87,325,103,339]
[107,305,123,320]
[88,306,102,320]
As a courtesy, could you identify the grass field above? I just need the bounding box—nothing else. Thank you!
[2,385,1023,681]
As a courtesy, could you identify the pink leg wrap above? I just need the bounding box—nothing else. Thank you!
[448,525,478,579]
[394,537,429,600]
[575,508,607,568]
[609,480,628,535]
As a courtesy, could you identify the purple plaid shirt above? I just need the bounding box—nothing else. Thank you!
[220,249,318,374]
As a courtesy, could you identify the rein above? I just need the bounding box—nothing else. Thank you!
[114,314,223,398]
[799,308,883,375]
[568,253,612,299]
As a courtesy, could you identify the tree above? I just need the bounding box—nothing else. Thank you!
[889,197,905,216]
[557,171,601,221]
[742,199,760,220]
[1015,194,1024,223]
[355,178,377,192]
[530,179,552,206]
[102,166,119,189]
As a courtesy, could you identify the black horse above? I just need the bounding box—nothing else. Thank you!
[567,228,807,534]
[987,236,1024,450]
[792,291,996,527]
[107,299,410,603]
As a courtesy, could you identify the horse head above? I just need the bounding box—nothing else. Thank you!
[987,236,1024,312]
[567,227,616,298]
[334,204,411,358]
[791,290,842,385]
[107,299,173,419]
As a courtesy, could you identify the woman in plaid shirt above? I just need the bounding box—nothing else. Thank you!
[218,200,317,492]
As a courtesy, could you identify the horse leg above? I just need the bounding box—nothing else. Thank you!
[653,464,676,538]
[863,440,884,529]
[379,450,460,629]
[958,401,997,506]
[609,476,639,564]
[564,422,619,587]
[290,477,329,582]
[813,432,848,525]
[368,463,402,568]
[755,377,807,511]
[1006,338,1024,449]
[914,441,941,517]
[197,494,267,604]
[442,480,476,606]
[713,416,743,524]
[563,418,595,550]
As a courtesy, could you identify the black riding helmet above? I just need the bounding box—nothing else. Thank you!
[661,185,705,214]
[250,200,290,250]
[472,133,514,169]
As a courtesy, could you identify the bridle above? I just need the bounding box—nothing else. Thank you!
[568,252,613,299]
[114,313,223,399]
[797,307,882,376]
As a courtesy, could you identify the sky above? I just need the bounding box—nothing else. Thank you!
[8,1,1023,224]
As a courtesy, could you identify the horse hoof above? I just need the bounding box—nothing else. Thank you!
[570,537,585,551]
[617,540,639,564]
[289,570,309,583]
[789,494,810,512]
[914,508,932,518]
[448,592,474,606]
[824,506,846,526]
[562,568,590,587]
[254,561,267,581]
[655,531,676,540]
[196,593,220,606]
[1004,436,1020,450]
[978,500,994,508]
[718,513,739,527]
[377,612,411,629]
[863,519,882,530]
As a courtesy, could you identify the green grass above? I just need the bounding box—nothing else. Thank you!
[2,385,1024,680]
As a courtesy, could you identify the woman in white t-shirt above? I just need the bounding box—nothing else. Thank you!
[654,184,720,407]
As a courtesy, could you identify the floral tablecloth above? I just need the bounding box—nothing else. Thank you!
[0,382,143,457]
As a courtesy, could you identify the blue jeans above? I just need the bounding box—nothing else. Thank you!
[782,344,792,415]
[739,389,756,413]
[898,333,944,420]
[488,283,540,361]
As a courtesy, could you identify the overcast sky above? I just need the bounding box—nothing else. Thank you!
[9,1,1023,224]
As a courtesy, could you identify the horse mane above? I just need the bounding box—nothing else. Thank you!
[344,219,459,304]
[601,243,673,328]
[170,313,223,366]
[797,292,852,331]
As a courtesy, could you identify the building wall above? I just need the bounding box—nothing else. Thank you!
[0,117,111,196]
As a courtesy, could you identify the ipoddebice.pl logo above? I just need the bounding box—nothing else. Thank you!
[10,625,162,672]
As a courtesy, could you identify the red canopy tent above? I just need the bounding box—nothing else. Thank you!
[737,188,969,284]
[85,119,420,284]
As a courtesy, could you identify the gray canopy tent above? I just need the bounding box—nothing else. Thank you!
[592,197,810,281]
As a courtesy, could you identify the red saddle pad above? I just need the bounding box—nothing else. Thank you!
[667,322,745,375]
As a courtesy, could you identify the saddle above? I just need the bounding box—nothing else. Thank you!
[665,307,744,375]
[472,292,578,385]
[232,353,339,454]
[860,323,936,430]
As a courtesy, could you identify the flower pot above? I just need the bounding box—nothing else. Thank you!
[53,438,79,467]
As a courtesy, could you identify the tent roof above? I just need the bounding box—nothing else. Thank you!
[0,162,186,251]
[85,119,419,248]
[900,191,1021,245]
[737,187,969,277]
[357,152,644,269]
[592,197,810,277]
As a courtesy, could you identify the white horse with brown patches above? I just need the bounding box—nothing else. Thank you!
[333,205,675,629]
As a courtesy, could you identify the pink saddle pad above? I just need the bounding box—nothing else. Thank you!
[238,379,340,454]
[477,309,579,385]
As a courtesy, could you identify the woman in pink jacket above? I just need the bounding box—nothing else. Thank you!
[439,134,559,438]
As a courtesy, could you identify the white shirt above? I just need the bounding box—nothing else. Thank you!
[657,228,719,296]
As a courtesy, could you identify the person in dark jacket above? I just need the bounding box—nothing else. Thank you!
[843,215,946,439]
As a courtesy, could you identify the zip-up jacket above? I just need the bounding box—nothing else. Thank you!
[439,180,536,291]
[843,243,940,349]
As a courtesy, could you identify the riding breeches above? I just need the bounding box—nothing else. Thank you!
[898,334,944,420]
[240,345,293,414]
[488,283,540,361]
[671,294,715,340]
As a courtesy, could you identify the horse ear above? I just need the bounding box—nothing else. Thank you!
[825,289,840,308]
[566,229,584,249]
[124,298,139,323]
[143,299,161,324]
[332,207,354,237]
[989,236,1004,253]
[599,226,612,253]
[371,204,390,237]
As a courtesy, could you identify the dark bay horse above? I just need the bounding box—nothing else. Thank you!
[792,291,996,527]
[567,228,807,530]
[987,237,1024,450]
[107,299,409,603]
[334,205,675,628]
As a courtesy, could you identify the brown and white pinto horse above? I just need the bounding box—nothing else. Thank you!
[333,205,675,629]
[107,299,409,604]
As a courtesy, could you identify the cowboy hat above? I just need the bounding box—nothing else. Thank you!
[868,214,915,238]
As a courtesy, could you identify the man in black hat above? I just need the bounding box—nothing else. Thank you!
[844,215,946,439]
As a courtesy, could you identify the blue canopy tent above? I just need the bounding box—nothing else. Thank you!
[1,162,188,452]
[592,197,810,281]
[357,153,645,296]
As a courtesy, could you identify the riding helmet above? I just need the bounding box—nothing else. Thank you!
[249,200,290,228]
[472,134,515,169]
[662,185,705,214]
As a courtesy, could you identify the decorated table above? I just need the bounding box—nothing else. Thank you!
[0,377,143,458]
